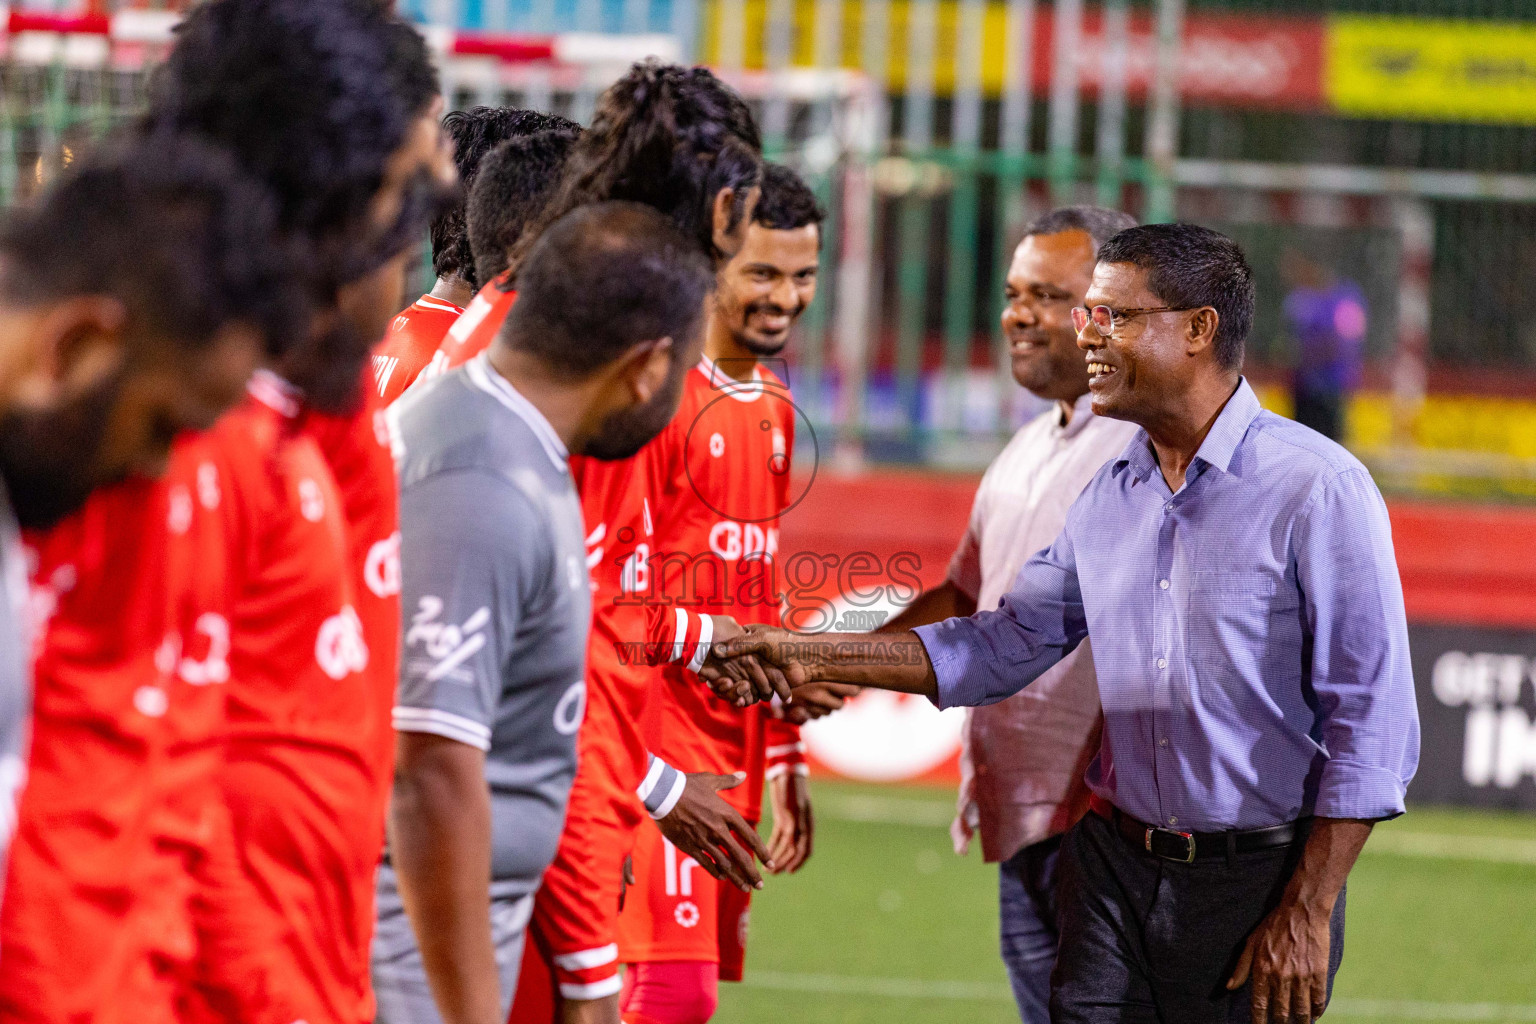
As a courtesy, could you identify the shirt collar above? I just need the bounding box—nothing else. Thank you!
[696,356,768,403]
[246,369,302,419]
[1113,376,1260,481]
[1191,377,1261,475]
[1056,392,1098,440]
[415,294,464,315]
[465,352,570,473]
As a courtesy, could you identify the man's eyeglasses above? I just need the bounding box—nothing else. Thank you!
[1071,304,1200,337]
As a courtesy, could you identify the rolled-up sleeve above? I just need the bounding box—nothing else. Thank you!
[1294,467,1420,820]
[914,524,1087,709]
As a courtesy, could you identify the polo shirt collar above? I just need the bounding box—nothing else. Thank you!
[466,352,570,474]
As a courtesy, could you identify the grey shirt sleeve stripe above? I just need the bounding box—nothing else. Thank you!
[637,754,685,819]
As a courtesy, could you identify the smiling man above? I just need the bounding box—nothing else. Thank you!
[878,206,1135,1022]
[725,222,1420,1024]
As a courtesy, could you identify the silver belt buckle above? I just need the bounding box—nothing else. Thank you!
[1145,826,1197,863]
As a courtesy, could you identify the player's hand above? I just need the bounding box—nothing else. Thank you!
[766,771,813,874]
[1228,892,1334,1024]
[776,682,860,724]
[619,854,635,911]
[719,625,813,699]
[695,615,785,708]
[697,617,768,706]
[656,771,774,893]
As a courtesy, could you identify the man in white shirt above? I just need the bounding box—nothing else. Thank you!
[882,206,1137,1022]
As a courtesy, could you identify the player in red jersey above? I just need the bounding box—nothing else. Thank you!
[418,120,581,389]
[0,137,306,1023]
[414,65,769,1024]
[374,293,465,404]
[373,108,573,405]
[142,4,456,1022]
[614,164,829,1024]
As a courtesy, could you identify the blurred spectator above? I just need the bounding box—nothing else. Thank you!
[1282,248,1367,442]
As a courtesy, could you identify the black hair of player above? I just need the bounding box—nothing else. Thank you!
[0,131,306,358]
[501,201,713,379]
[148,0,438,276]
[505,60,762,277]
[1024,205,1136,254]
[752,163,825,243]
[466,122,583,287]
[434,108,579,291]
[1096,223,1255,371]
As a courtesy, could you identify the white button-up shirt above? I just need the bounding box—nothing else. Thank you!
[947,393,1137,862]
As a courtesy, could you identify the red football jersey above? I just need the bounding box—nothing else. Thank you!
[564,453,658,822]
[639,358,806,825]
[0,435,295,1024]
[426,271,516,379]
[302,370,401,806]
[203,373,381,1024]
[0,474,185,1022]
[370,293,463,405]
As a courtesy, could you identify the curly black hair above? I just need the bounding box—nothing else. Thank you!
[753,163,825,240]
[505,60,762,278]
[147,0,438,268]
[0,131,306,360]
[467,123,583,286]
[436,108,580,290]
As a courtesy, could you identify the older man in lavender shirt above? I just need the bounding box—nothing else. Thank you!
[725,224,1419,1024]
[881,206,1136,1023]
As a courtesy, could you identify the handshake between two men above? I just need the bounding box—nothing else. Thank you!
[695,620,939,711]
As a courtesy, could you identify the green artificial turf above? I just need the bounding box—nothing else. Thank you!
[714,781,1536,1023]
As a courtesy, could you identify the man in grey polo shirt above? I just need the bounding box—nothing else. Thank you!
[882,206,1135,1022]
[373,201,714,1024]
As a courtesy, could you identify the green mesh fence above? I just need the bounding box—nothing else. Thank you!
[0,61,149,207]
[6,0,1536,496]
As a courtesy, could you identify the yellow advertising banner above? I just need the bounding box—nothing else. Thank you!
[703,2,1536,126]
[1326,16,1536,125]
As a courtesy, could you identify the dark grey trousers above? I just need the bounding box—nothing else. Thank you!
[1050,811,1346,1023]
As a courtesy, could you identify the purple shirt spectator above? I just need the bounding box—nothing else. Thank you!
[1286,281,1367,395]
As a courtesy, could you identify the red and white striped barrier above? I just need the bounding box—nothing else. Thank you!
[0,6,680,68]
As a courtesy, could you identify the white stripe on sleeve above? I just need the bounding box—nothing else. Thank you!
[669,608,688,664]
[685,612,715,673]
[558,977,624,1000]
[552,944,618,971]
[392,706,492,751]
[636,755,668,803]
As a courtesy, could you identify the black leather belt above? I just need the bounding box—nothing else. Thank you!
[1090,795,1307,864]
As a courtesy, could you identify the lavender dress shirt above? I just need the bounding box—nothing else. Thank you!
[914,379,1420,831]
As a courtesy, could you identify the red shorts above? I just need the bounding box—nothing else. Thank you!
[522,757,647,1005]
[615,820,752,982]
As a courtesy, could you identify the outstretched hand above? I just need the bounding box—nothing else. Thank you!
[655,771,774,892]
